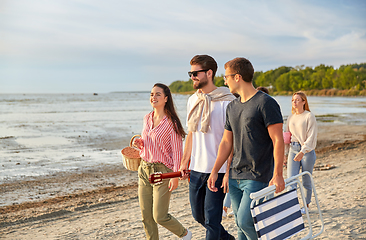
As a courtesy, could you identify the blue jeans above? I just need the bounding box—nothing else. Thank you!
[287,142,316,205]
[189,170,231,240]
[229,178,268,240]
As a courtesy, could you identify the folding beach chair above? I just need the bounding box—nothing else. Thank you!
[250,171,324,240]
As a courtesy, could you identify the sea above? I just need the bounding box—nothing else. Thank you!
[1,92,366,183]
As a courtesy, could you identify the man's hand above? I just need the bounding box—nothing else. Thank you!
[269,175,285,193]
[207,172,218,192]
[179,166,190,180]
[222,173,229,193]
[169,178,179,191]
[180,132,192,180]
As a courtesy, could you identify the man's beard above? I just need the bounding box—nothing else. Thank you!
[193,77,209,89]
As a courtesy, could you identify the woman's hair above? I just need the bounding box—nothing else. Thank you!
[292,91,310,114]
[153,83,186,139]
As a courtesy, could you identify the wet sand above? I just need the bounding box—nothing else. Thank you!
[1,124,366,239]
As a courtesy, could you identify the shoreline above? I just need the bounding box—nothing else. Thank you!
[1,124,365,208]
[1,124,365,206]
[0,163,138,207]
[1,124,366,239]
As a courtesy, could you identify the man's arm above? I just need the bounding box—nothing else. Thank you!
[207,129,233,192]
[179,131,192,179]
[267,123,285,193]
[222,150,233,193]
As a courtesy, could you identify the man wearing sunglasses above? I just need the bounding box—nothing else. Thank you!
[180,55,236,240]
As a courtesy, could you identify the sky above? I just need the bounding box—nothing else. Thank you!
[0,0,365,93]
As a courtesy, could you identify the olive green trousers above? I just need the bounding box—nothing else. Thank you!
[138,160,187,240]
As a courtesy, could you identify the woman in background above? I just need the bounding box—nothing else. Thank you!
[134,83,192,240]
[285,91,317,214]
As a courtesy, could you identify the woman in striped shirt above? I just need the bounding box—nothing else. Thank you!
[133,83,192,240]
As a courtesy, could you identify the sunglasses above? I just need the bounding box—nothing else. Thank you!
[188,69,209,78]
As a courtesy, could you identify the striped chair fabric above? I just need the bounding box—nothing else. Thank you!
[251,189,304,240]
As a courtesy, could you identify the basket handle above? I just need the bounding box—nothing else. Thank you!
[129,134,142,148]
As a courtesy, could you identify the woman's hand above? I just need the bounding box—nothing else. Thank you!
[294,152,304,162]
[169,178,179,191]
[133,138,144,149]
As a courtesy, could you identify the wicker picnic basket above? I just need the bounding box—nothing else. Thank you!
[121,135,141,171]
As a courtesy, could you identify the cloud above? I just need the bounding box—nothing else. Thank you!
[0,0,365,93]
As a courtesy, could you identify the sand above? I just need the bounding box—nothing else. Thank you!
[1,124,366,239]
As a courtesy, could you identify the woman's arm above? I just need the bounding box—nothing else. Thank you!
[300,112,317,153]
[170,127,183,172]
[134,113,150,149]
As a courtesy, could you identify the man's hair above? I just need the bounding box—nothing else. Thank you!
[256,86,269,94]
[190,55,218,81]
[224,57,254,83]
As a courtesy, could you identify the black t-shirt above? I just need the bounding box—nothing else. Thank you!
[225,91,283,183]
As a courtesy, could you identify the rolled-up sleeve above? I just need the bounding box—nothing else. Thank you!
[301,113,317,153]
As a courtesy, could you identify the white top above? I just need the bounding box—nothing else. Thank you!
[187,94,231,173]
[285,110,317,154]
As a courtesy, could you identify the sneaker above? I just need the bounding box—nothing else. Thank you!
[227,211,234,217]
[181,229,192,240]
[300,207,306,215]
[222,209,228,218]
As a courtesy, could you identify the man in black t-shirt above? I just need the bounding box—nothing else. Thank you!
[208,57,285,240]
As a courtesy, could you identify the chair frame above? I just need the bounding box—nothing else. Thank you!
[250,171,324,239]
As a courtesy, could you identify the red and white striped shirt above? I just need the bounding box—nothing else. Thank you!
[139,112,183,172]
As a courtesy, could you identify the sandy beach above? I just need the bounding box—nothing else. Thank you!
[1,124,366,239]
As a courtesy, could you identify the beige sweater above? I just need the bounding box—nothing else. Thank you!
[285,110,317,153]
[187,87,235,133]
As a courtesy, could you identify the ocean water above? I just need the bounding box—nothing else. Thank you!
[1,93,365,182]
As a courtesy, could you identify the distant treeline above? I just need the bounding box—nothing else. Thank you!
[169,63,366,96]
